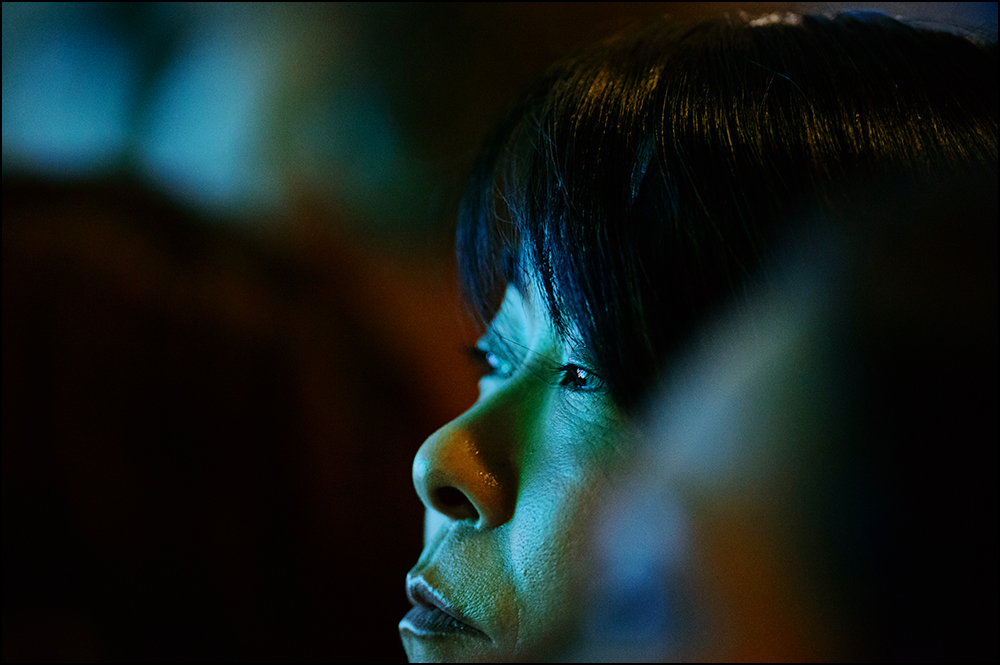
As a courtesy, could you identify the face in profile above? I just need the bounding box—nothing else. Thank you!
[398,283,632,661]
[396,8,998,658]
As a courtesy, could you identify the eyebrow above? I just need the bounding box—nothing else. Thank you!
[566,337,602,373]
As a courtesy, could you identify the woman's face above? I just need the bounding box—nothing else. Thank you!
[399,284,631,661]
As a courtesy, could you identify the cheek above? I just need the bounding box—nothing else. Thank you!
[505,415,622,655]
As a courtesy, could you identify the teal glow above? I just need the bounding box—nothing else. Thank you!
[136,16,283,214]
[2,6,136,174]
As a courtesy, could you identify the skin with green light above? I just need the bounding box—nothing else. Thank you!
[400,282,633,661]
[398,249,846,662]
[399,179,999,662]
[397,11,997,661]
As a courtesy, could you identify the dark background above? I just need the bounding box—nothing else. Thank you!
[3,3,996,661]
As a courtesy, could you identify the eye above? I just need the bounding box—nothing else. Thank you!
[556,363,606,393]
[465,345,513,379]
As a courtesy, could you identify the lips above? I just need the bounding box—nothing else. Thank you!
[400,576,488,639]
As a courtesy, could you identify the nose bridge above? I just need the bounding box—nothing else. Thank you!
[412,374,538,530]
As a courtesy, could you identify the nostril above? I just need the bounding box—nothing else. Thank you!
[433,486,479,521]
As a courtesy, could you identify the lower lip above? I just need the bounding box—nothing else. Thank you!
[399,605,483,638]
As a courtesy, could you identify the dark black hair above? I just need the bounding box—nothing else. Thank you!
[456,12,997,408]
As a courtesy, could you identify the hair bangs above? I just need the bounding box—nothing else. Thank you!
[457,13,997,408]
[456,31,676,387]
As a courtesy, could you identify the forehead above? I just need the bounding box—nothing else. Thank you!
[487,285,543,345]
[487,284,597,371]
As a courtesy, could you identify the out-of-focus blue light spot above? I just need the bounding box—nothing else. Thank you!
[2,16,135,174]
[137,18,283,215]
[587,483,689,650]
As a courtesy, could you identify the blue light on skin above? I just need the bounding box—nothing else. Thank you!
[403,282,637,661]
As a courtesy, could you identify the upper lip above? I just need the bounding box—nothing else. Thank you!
[406,575,487,637]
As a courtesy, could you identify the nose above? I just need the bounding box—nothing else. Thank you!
[412,392,521,530]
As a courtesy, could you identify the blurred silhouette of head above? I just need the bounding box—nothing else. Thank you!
[400,12,997,661]
[576,171,997,661]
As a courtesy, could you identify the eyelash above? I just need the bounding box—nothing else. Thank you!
[465,345,512,378]
[464,346,605,393]
[553,363,605,393]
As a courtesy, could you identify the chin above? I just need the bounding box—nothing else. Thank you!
[399,631,499,663]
